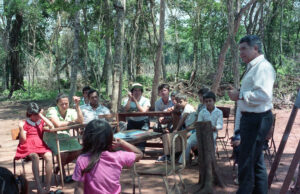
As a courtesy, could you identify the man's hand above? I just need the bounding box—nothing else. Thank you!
[73,96,81,106]
[228,89,239,101]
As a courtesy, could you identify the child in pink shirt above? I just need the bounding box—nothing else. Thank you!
[73,119,143,194]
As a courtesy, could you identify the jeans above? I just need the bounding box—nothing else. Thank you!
[237,111,273,194]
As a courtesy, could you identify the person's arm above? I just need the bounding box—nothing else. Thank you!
[112,138,143,161]
[74,181,84,194]
[215,111,223,131]
[18,121,26,144]
[173,113,188,132]
[73,96,84,124]
[132,97,149,113]
[39,110,54,129]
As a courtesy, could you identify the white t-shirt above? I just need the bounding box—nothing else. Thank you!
[182,104,196,127]
[122,96,151,121]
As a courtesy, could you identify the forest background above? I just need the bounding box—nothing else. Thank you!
[0,0,299,111]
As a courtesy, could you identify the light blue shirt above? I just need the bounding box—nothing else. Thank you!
[155,97,174,111]
[81,104,110,124]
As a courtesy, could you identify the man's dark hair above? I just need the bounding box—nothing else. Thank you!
[158,83,170,92]
[88,89,99,98]
[198,88,210,96]
[82,86,91,93]
[203,91,216,102]
[239,35,263,54]
[56,93,69,104]
[175,93,187,102]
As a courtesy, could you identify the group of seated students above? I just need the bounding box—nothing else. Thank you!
[12,83,223,193]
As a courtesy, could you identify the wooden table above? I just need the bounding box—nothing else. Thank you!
[114,130,163,144]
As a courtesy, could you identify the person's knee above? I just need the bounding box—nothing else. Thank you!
[30,153,39,161]
[44,152,53,163]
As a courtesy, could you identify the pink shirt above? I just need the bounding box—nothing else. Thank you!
[72,151,136,194]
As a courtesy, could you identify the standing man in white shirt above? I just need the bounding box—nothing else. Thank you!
[228,35,276,194]
[81,89,110,124]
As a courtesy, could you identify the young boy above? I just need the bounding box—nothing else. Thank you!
[179,91,223,164]
[172,94,197,133]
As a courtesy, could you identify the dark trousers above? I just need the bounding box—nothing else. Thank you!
[237,110,273,194]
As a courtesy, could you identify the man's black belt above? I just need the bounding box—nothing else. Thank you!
[241,110,271,116]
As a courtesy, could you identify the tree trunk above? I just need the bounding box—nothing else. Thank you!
[55,12,61,92]
[111,0,126,113]
[8,12,23,98]
[195,121,224,193]
[189,6,201,85]
[102,0,113,97]
[69,0,81,103]
[211,0,257,94]
[82,2,89,85]
[161,51,166,81]
[174,18,180,82]
[128,0,142,81]
[150,0,165,109]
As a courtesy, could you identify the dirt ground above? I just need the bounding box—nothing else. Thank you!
[0,101,299,194]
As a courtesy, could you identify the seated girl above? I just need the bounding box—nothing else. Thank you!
[73,119,143,194]
[15,102,54,194]
[43,93,83,182]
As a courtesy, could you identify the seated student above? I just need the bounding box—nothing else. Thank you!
[43,93,83,183]
[15,103,53,194]
[79,86,91,106]
[0,167,28,194]
[81,89,110,123]
[73,120,143,194]
[155,84,174,129]
[171,93,197,133]
[179,91,223,164]
[122,83,150,131]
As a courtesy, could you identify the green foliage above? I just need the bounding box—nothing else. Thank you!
[1,85,58,101]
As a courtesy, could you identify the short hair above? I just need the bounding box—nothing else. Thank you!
[26,102,41,117]
[170,91,178,97]
[203,91,216,102]
[175,93,187,102]
[82,86,91,93]
[88,89,99,98]
[197,88,210,96]
[158,83,170,92]
[239,35,263,54]
[56,93,69,104]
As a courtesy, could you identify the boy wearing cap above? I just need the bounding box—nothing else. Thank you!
[122,83,151,130]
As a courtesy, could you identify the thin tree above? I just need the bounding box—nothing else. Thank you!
[211,0,257,94]
[150,0,165,109]
[69,0,81,103]
[111,0,126,113]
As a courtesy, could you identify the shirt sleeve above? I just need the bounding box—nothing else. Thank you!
[118,150,136,168]
[72,156,85,182]
[102,106,111,114]
[197,110,204,122]
[241,63,276,106]
[215,110,223,130]
[122,98,129,107]
[46,107,58,119]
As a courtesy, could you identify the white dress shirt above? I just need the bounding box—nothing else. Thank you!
[238,55,276,113]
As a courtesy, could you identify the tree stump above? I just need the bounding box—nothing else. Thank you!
[195,121,225,194]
